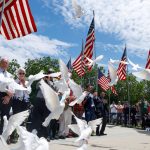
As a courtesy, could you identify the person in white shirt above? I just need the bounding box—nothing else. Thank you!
[110,101,117,124]
[12,68,31,114]
[0,57,14,134]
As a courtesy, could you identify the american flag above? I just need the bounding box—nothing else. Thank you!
[67,57,72,72]
[72,17,95,77]
[0,0,37,40]
[117,47,127,80]
[145,50,150,69]
[107,70,118,95]
[97,69,110,91]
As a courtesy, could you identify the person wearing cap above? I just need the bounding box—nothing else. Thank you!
[0,57,14,134]
[12,68,31,114]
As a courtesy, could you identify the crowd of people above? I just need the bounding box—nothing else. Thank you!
[0,57,108,144]
[0,57,150,145]
[109,100,150,129]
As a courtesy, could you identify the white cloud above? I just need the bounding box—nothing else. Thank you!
[41,0,51,8]
[52,0,150,57]
[0,34,74,66]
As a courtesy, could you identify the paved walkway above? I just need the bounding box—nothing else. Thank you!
[49,125,150,150]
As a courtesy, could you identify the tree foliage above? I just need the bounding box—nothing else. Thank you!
[6,56,150,105]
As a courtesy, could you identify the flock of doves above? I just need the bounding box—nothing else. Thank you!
[0,54,147,150]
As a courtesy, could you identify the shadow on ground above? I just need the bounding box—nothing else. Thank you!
[136,130,150,136]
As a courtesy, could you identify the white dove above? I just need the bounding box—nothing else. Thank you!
[0,75,28,92]
[68,79,88,106]
[68,112,102,145]
[128,58,142,71]
[77,143,88,150]
[59,59,69,81]
[109,58,128,65]
[86,55,104,67]
[39,79,70,127]
[1,110,29,141]
[16,126,49,150]
[26,71,47,87]
[108,62,118,86]
[132,69,150,81]
[49,72,61,78]
[72,0,84,18]
[54,79,69,93]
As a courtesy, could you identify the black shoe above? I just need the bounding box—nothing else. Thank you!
[99,133,107,136]
[54,135,59,140]
[96,132,99,136]
[50,137,55,140]
[46,137,51,142]
[59,135,66,139]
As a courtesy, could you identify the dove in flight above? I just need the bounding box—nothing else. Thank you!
[128,58,142,71]
[68,112,102,146]
[26,70,47,87]
[16,126,49,150]
[1,110,29,141]
[108,62,118,86]
[72,0,84,18]
[59,59,70,81]
[132,69,150,81]
[54,78,69,93]
[49,72,61,78]
[77,143,88,150]
[68,79,88,106]
[109,58,128,65]
[86,55,104,67]
[0,75,28,92]
[39,79,70,127]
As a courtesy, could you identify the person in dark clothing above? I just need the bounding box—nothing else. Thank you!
[131,105,137,127]
[83,85,96,123]
[93,91,103,135]
[123,102,129,127]
[31,74,53,141]
[0,58,14,135]
[99,92,108,136]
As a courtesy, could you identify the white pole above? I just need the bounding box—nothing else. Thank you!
[0,0,5,30]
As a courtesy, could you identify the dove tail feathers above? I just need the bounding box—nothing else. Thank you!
[42,115,52,127]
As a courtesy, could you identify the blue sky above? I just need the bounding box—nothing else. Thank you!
[1,0,150,71]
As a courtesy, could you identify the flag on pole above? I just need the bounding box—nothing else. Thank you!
[117,47,127,80]
[0,0,37,40]
[67,57,72,72]
[72,17,95,76]
[97,69,110,91]
[145,50,150,69]
[72,41,85,77]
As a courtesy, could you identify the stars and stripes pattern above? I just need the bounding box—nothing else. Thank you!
[97,69,110,91]
[0,0,37,40]
[145,50,150,69]
[117,47,127,80]
[67,57,72,72]
[72,17,95,77]
[72,48,85,77]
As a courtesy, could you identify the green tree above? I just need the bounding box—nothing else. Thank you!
[8,59,20,77]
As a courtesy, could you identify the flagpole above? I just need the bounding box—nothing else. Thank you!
[0,0,5,30]
[126,44,131,127]
[108,89,111,124]
[92,10,98,93]
[81,39,84,89]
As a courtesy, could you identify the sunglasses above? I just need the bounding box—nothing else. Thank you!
[19,72,25,75]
